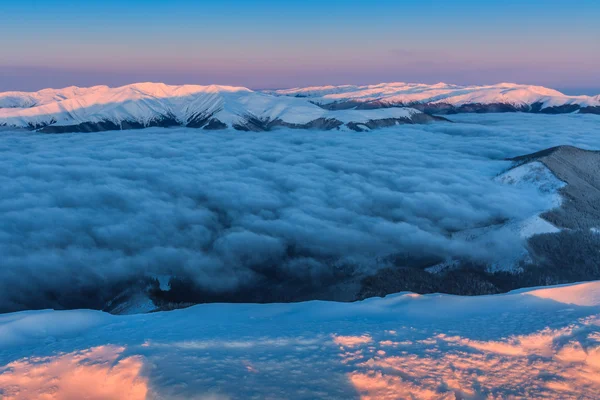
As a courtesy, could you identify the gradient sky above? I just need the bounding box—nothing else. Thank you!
[1,0,599,92]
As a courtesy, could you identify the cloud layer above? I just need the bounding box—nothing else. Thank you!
[1,114,599,311]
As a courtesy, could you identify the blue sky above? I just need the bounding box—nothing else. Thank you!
[1,0,599,92]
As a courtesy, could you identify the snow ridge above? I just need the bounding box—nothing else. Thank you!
[0,82,431,133]
[270,82,600,114]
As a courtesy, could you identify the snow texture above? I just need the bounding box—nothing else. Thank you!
[1,281,599,399]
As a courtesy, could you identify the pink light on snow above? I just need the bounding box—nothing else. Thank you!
[0,345,148,400]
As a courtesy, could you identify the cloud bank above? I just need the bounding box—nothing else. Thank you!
[1,114,599,311]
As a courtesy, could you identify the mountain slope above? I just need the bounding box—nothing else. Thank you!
[0,82,442,133]
[270,82,600,114]
[509,145,600,230]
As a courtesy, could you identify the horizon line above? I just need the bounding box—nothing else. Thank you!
[1,80,599,97]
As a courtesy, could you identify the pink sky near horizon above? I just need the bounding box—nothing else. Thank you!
[0,1,598,93]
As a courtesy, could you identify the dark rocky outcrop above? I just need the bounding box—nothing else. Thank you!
[185,112,213,128]
[32,114,440,134]
[316,100,599,115]
[580,106,600,115]
[346,114,447,132]
[231,116,440,132]
[203,118,228,130]
[39,114,180,133]
[538,104,581,114]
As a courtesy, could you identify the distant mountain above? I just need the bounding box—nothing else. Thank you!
[270,82,600,114]
[3,82,596,134]
[0,82,443,133]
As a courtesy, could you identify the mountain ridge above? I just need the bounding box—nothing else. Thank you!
[0,82,443,133]
[1,81,597,134]
[270,82,600,114]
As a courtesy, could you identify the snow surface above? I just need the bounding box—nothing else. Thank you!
[271,82,600,109]
[0,82,418,130]
[1,281,599,399]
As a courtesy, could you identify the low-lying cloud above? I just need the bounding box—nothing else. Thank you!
[1,114,599,311]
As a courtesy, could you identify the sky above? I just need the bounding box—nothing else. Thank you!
[0,0,599,92]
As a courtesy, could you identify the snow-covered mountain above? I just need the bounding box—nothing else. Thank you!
[270,82,600,114]
[2,280,599,399]
[3,82,596,134]
[0,82,441,133]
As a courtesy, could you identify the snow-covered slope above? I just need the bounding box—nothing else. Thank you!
[428,160,567,274]
[0,82,438,133]
[1,281,599,399]
[495,161,565,238]
[270,82,600,114]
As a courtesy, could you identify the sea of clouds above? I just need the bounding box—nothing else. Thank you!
[1,114,599,311]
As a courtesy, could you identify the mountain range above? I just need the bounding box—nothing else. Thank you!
[0,82,597,133]
[271,82,600,114]
[0,82,440,133]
